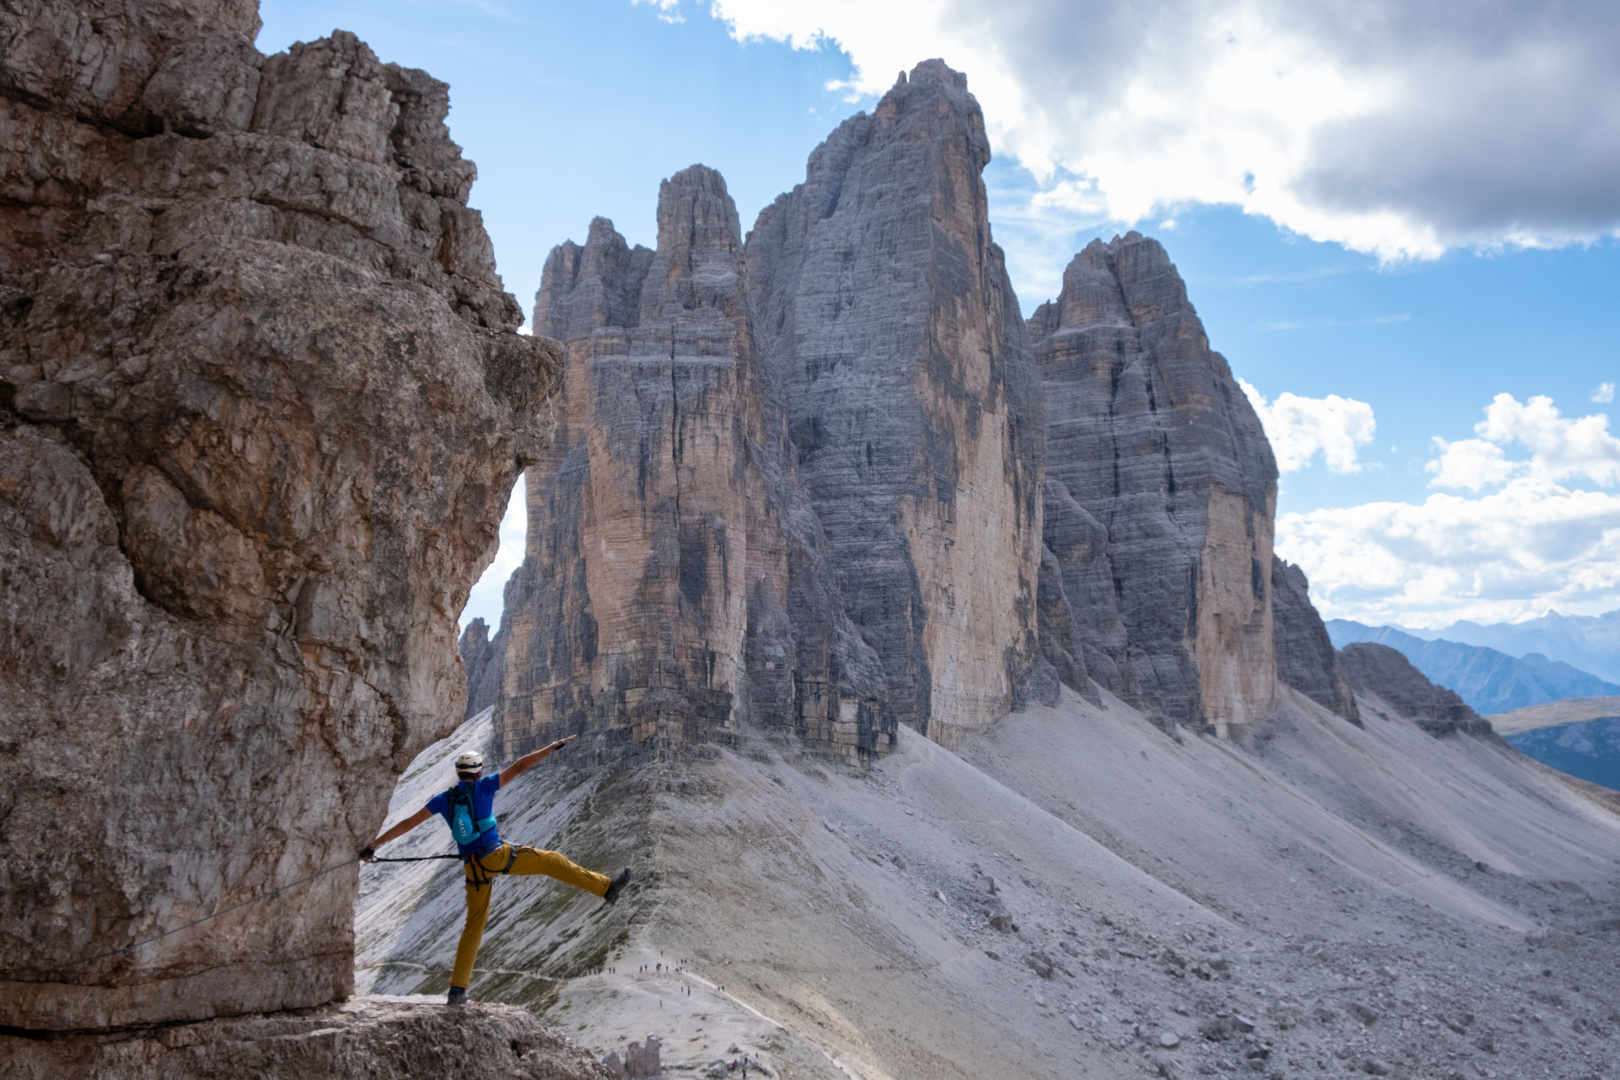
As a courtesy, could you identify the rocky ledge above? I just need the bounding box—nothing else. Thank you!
[2,996,611,1080]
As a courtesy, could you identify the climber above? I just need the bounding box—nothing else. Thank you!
[362,735,631,1006]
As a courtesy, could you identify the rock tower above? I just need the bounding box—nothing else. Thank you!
[491,167,889,765]
[745,61,1047,745]
[1030,235,1278,733]
[475,62,1046,757]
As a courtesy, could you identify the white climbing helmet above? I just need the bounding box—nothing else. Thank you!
[455,750,485,774]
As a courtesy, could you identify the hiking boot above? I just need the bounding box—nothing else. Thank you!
[446,987,468,1006]
[602,868,631,905]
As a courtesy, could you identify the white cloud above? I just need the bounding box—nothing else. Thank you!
[1283,393,1620,625]
[1239,378,1374,474]
[459,476,527,632]
[984,169,1118,310]
[1424,437,1515,492]
[1278,480,1620,626]
[1426,393,1620,490]
[1593,381,1615,404]
[632,0,686,22]
[679,0,1620,260]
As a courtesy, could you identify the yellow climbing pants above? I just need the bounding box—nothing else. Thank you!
[451,843,612,990]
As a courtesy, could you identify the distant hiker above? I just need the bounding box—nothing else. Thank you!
[362,736,630,1006]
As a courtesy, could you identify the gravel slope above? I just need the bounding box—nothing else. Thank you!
[358,689,1620,1080]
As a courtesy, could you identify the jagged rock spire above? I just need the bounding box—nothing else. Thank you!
[480,166,890,763]
[1032,232,1278,733]
[745,60,1048,745]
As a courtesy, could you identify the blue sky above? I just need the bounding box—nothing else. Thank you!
[257,0,1620,632]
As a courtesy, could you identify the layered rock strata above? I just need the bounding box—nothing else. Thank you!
[0,4,558,1030]
[479,62,1044,758]
[1340,642,1496,738]
[745,61,1046,745]
[1030,235,1278,733]
[481,167,887,764]
[1271,556,1359,721]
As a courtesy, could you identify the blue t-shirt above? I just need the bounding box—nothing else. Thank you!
[425,773,503,856]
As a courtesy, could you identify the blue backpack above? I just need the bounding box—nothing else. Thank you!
[447,782,497,848]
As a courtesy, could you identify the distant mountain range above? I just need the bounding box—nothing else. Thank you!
[1325,620,1620,715]
[1398,610,1620,685]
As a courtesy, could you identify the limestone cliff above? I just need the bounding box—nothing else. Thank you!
[460,616,503,720]
[481,62,1044,759]
[479,167,888,765]
[745,61,1046,745]
[1271,556,1358,721]
[0,3,558,1030]
[1030,234,1277,734]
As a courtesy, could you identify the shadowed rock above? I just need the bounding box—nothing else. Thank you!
[2,997,611,1079]
[0,3,559,1030]
[745,61,1047,745]
[1272,557,1359,721]
[1030,234,1278,734]
[1340,642,1495,737]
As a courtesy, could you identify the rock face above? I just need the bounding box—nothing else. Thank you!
[1029,235,1277,734]
[746,61,1046,745]
[2,997,611,1080]
[1,3,558,1031]
[480,167,887,764]
[459,616,503,720]
[479,62,1044,758]
[1339,643,1495,737]
[1271,557,1358,721]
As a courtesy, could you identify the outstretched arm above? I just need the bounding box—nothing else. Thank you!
[499,734,577,786]
[363,806,432,858]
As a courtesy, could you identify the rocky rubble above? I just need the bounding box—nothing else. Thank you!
[2,996,612,1080]
[485,674,1618,1080]
[1,0,557,1032]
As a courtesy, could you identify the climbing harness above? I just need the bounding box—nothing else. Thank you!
[464,843,520,890]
